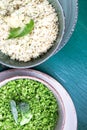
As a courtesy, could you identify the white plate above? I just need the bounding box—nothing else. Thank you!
[0,69,77,130]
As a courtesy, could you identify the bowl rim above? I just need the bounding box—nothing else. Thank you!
[0,75,66,130]
[55,0,78,53]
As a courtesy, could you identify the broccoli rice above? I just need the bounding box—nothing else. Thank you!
[0,0,58,62]
[0,79,58,130]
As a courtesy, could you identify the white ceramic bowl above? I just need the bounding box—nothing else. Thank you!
[0,76,65,130]
[0,69,77,130]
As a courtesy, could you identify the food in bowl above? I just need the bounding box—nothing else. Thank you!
[0,0,59,62]
[0,78,59,130]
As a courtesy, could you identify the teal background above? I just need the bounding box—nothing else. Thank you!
[0,0,87,130]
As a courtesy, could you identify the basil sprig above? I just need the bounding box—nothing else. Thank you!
[8,19,34,39]
[10,100,18,124]
[19,102,33,126]
[10,100,32,126]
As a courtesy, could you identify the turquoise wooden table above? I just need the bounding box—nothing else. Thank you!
[0,0,87,130]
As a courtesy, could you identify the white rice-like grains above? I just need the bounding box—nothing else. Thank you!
[0,0,58,62]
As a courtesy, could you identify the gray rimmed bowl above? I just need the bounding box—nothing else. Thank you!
[0,0,65,68]
[0,76,65,130]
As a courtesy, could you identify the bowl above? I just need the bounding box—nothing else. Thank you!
[0,76,65,130]
[0,69,77,130]
[0,0,65,68]
[56,0,78,53]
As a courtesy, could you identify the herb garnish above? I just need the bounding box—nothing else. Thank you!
[10,100,18,124]
[8,19,34,39]
[19,102,32,126]
[10,101,32,126]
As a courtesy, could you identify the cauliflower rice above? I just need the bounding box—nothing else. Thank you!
[0,0,58,62]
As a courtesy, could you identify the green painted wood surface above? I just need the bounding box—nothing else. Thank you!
[0,0,87,130]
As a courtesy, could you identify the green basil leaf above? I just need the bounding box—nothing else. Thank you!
[20,113,32,126]
[8,19,34,39]
[19,102,29,115]
[10,100,18,124]
[19,102,32,126]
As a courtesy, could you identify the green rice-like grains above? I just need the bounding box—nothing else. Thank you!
[0,79,59,130]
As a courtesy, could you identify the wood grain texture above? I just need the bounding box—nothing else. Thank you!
[0,0,87,130]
